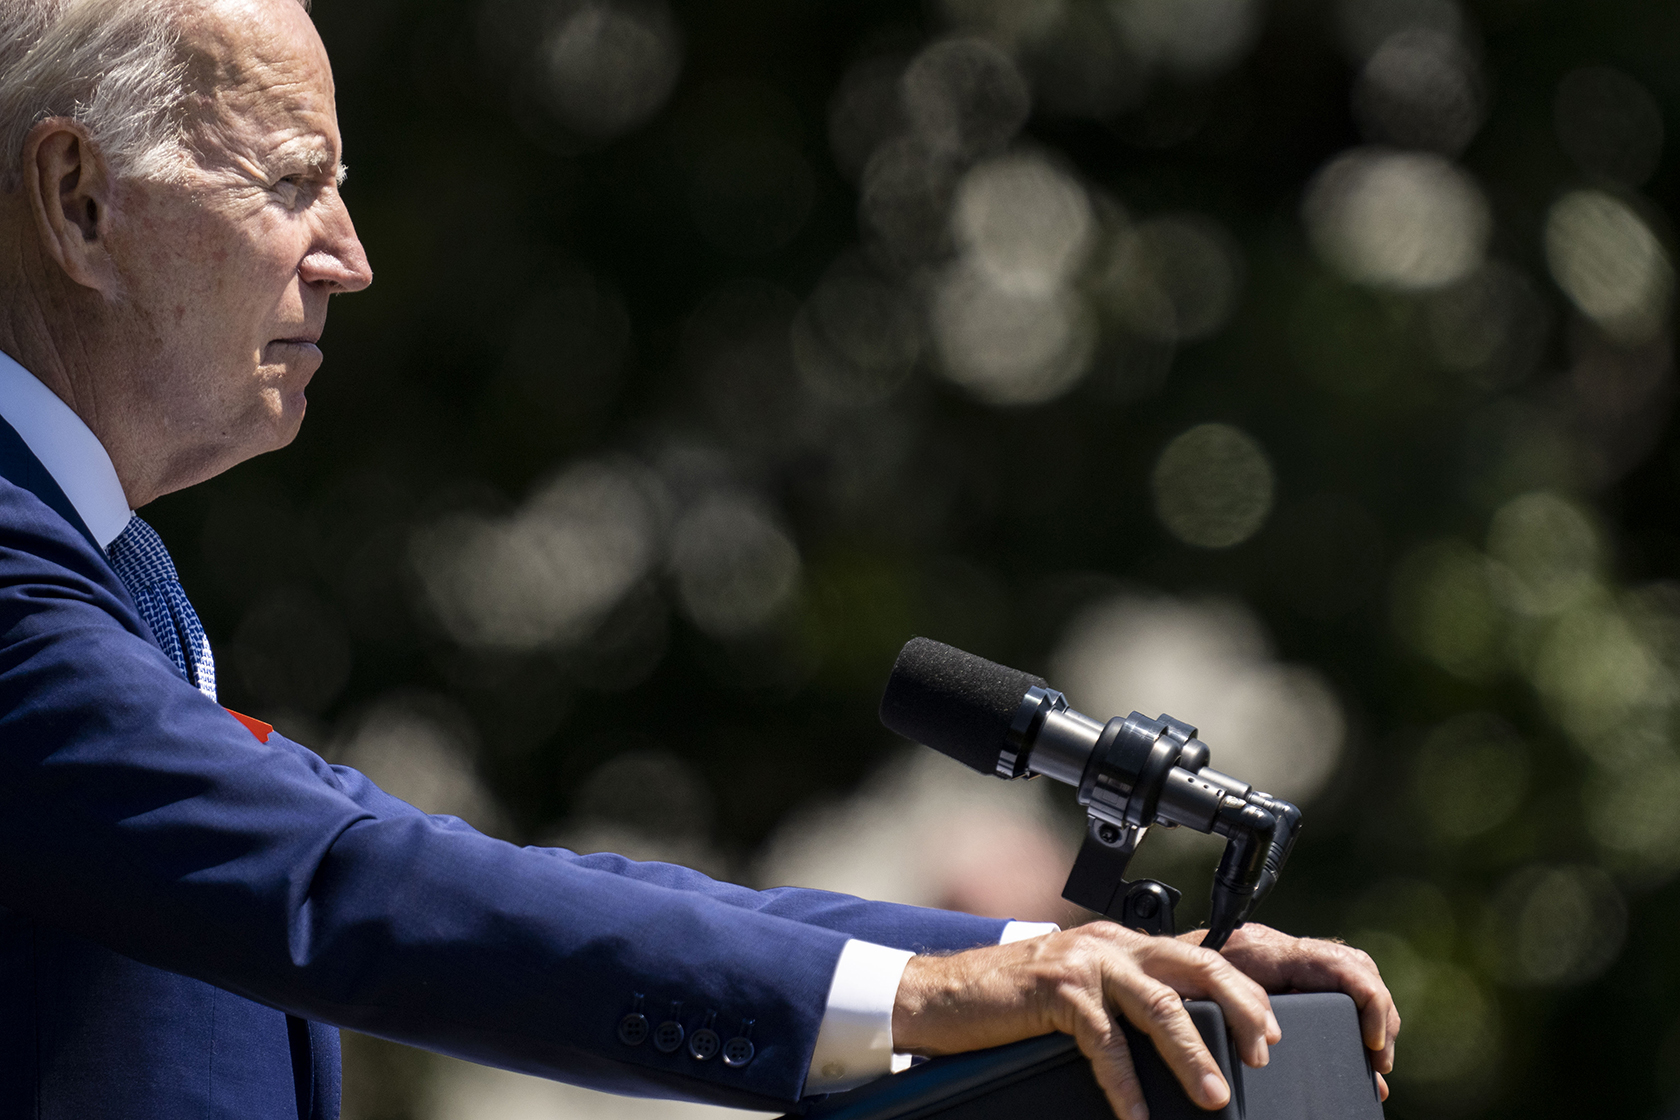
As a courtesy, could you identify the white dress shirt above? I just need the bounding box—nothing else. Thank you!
[0,347,1060,1096]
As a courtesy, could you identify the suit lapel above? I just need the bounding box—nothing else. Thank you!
[0,412,101,552]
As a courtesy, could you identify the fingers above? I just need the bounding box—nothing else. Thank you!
[1300,941,1400,1073]
[1068,991,1152,1120]
[1375,1071,1389,1101]
[892,920,1400,1120]
[1366,995,1400,1075]
[1130,935,1278,1069]
[1105,975,1232,1114]
[1214,925,1401,1073]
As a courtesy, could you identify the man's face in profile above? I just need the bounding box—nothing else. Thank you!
[105,0,370,478]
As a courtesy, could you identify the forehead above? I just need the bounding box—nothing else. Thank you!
[178,0,339,155]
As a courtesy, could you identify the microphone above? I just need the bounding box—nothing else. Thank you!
[880,637,1302,950]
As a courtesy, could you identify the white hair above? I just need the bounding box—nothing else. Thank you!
[0,0,312,194]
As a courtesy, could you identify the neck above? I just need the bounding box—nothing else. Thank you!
[0,205,173,509]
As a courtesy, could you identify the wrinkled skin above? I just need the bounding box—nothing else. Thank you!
[895,922,1399,1120]
[0,0,370,510]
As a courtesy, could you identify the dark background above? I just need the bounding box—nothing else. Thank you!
[146,0,1680,1114]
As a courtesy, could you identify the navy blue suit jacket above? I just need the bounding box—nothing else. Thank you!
[0,417,1008,1118]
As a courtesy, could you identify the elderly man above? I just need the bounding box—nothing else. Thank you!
[0,1,1398,1118]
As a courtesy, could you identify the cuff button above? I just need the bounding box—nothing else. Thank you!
[654,1001,685,1053]
[618,994,649,1046]
[653,1020,685,1053]
[688,1028,720,1061]
[689,1012,721,1062]
[618,1014,649,1046]
[723,1018,755,1068]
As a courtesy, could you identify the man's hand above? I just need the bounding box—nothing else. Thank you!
[891,922,1398,1120]
[1184,924,1400,1102]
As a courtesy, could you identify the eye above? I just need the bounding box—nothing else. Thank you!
[271,175,306,207]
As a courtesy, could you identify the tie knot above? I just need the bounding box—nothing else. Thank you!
[105,515,179,589]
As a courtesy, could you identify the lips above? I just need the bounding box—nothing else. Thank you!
[269,337,324,361]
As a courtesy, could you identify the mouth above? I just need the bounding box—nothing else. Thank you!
[269,336,323,358]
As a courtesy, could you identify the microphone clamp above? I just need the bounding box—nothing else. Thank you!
[880,638,1304,951]
[1004,689,1299,950]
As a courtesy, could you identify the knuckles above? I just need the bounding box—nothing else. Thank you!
[1183,944,1225,973]
[1141,983,1186,1026]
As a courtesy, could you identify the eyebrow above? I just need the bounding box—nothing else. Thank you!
[287,141,347,186]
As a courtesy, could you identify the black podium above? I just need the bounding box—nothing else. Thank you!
[784,992,1383,1120]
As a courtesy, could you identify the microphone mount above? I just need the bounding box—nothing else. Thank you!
[878,638,1303,951]
[1005,688,1300,948]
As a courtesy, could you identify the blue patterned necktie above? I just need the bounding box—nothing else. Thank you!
[104,515,217,701]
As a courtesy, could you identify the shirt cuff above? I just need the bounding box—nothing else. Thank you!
[803,923,1063,1097]
[804,939,914,1095]
[999,920,1061,944]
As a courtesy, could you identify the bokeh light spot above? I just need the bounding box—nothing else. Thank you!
[1051,594,1345,803]
[755,750,1079,926]
[669,494,802,638]
[1347,877,1458,957]
[952,154,1094,294]
[1544,189,1673,344]
[930,263,1095,405]
[1412,712,1529,843]
[573,748,716,839]
[791,256,921,406]
[1585,752,1680,874]
[1485,490,1600,617]
[901,37,1031,160]
[1530,603,1669,746]
[828,55,909,184]
[1390,540,1502,680]
[1100,214,1244,343]
[1113,0,1264,78]
[1335,0,1464,63]
[411,462,663,653]
[1479,863,1627,987]
[1352,931,1500,1093]
[859,135,962,271]
[539,0,683,138]
[1151,423,1275,548]
[1305,147,1490,290]
[1352,29,1483,155]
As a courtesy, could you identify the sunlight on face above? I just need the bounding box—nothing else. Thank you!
[106,0,370,489]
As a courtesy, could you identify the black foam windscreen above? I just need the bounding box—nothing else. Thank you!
[879,637,1046,775]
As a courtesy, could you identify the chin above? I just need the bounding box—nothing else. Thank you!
[273,396,308,447]
[245,390,308,456]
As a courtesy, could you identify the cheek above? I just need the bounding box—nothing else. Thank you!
[119,216,239,325]
[241,224,315,317]
[154,208,297,310]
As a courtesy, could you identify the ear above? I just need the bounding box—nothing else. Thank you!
[22,118,120,294]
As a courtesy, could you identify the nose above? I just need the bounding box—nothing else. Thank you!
[300,190,373,294]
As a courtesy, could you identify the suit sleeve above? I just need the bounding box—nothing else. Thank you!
[318,757,1008,954]
[0,484,1000,1108]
